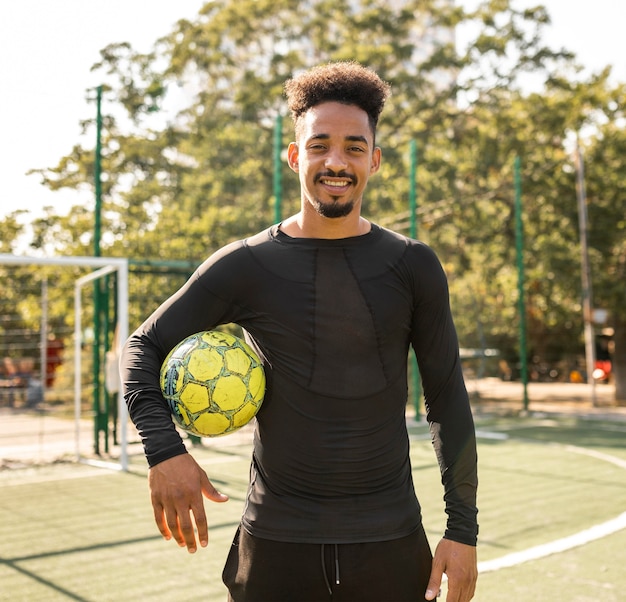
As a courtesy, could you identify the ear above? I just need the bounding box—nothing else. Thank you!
[370,146,382,175]
[287,142,299,172]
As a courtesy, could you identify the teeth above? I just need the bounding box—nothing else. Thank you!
[322,180,350,187]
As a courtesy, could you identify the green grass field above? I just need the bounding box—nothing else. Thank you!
[1,413,625,601]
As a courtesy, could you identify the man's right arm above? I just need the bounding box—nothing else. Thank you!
[120,253,241,465]
[121,323,231,552]
[121,328,188,466]
[120,259,242,549]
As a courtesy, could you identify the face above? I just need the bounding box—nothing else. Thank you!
[287,102,381,219]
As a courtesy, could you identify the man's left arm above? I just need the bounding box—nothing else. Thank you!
[408,244,478,600]
[425,390,478,602]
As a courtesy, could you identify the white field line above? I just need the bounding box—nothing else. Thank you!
[563,445,626,470]
[475,430,626,574]
[478,511,626,574]
[475,429,509,440]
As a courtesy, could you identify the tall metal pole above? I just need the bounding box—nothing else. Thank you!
[40,276,48,401]
[273,114,283,224]
[409,140,422,420]
[409,140,417,240]
[514,156,529,411]
[93,85,104,453]
[575,143,597,405]
[94,85,103,258]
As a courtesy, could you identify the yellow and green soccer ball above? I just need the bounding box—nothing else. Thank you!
[160,331,265,437]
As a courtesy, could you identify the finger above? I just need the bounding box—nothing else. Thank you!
[190,491,209,549]
[445,584,466,602]
[196,473,227,547]
[175,507,201,553]
[203,485,229,503]
[424,553,443,600]
[181,498,206,552]
[159,490,194,550]
[201,472,229,503]
[425,566,443,600]
[151,499,172,541]
[163,506,188,548]
[446,580,476,602]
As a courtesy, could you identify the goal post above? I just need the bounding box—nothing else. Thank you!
[0,254,129,471]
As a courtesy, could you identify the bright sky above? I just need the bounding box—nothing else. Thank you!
[0,0,624,224]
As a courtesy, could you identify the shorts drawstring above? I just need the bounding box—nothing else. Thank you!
[321,543,341,596]
[321,544,331,596]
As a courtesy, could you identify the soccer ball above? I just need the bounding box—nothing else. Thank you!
[160,330,265,437]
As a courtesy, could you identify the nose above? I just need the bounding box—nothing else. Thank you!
[324,148,348,173]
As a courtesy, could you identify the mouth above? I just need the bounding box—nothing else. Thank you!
[316,174,355,193]
[321,178,350,185]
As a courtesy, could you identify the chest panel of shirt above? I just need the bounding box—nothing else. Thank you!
[310,247,386,397]
[237,228,416,399]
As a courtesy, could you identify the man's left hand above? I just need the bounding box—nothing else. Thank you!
[425,538,477,602]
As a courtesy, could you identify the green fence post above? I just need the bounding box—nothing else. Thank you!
[409,140,422,420]
[93,85,104,454]
[274,114,283,224]
[514,155,529,411]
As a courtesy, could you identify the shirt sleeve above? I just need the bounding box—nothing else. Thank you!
[409,244,479,546]
[120,246,243,467]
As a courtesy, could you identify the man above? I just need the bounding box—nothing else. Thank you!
[121,61,478,602]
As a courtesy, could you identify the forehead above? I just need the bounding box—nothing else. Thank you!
[298,101,373,143]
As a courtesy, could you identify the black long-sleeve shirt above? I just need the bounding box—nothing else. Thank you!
[121,224,478,546]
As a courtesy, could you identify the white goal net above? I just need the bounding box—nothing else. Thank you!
[0,254,130,470]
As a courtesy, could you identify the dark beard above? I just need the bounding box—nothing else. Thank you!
[311,171,357,218]
[312,197,356,218]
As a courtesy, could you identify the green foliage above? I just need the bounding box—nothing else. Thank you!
[2,0,625,395]
[0,212,27,254]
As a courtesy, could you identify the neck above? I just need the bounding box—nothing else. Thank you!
[280,212,371,239]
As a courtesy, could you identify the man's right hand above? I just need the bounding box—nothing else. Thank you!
[148,453,229,553]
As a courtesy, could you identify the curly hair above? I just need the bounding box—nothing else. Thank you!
[284,62,391,140]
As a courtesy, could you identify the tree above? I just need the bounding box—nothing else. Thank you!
[583,79,626,398]
[5,0,625,401]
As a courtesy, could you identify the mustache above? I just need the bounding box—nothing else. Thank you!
[314,170,356,184]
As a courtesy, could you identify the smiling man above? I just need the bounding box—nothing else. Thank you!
[121,62,478,602]
[287,101,381,224]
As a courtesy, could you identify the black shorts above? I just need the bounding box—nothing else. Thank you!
[223,524,433,601]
